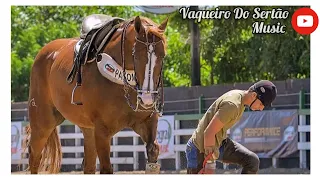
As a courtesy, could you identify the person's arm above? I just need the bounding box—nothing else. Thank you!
[203,114,224,148]
[204,101,238,154]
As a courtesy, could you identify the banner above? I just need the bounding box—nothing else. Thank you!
[229,110,298,158]
[135,6,181,14]
[157,115,175,159]
[11,122,22,160]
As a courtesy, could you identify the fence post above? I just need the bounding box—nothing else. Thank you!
[174,114,181,170]
[299,89,305,109]
[75,126,82,170]
[133,136,139,171]
[299,89,307,168]
[272,157,278,168]
[199,95,204,114]
[113,137,119,172]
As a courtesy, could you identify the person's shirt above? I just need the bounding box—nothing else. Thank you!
[191,89,246,158]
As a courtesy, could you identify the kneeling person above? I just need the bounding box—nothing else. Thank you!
[185,80,277,174]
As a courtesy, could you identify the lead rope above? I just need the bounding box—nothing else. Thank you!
[198,153,214,174]
[120,20,139,111]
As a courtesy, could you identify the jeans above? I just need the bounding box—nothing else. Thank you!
[185,137,260,174]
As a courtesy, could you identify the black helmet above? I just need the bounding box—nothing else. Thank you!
[251,80,277,107]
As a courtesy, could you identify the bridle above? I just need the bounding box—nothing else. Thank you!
[120,20,165,116]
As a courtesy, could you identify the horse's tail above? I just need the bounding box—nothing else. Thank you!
[21,124,31,171]
[23,124,62,174]
[39,127,62,173]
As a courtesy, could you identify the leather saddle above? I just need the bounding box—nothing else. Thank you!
[67,14,124,105]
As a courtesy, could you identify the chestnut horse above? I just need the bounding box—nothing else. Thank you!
[26,15,168,174]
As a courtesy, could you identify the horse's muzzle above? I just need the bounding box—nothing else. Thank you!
[138,92,155,106]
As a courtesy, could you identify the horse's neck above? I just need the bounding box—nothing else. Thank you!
[104,37,135,70]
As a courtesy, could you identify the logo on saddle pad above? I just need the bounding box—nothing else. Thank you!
[97,53,136,86]
[105,64,115,73]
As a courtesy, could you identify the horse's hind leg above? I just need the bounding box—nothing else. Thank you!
[94,121,113,174]
[131,114,160,174]
[79,127,97,174]
[28,102,64,174]
[28,79,64,173]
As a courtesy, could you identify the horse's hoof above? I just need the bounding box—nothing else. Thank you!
[145,162,161,174]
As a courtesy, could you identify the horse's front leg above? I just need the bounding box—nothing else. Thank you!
[94,122,113,174]
[132,114,160,174]
[80,127,97,174]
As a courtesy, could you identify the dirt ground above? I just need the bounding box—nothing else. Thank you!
[12,168,310,174]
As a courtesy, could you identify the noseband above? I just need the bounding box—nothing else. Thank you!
[120,20,165,116]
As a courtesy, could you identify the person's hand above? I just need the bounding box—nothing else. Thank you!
[204,146,213,155]
[204,146,218,159]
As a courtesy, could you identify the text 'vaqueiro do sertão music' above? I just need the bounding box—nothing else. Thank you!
[179,7,289,34]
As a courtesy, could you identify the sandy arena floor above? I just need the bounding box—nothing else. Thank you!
[12,168,310,174]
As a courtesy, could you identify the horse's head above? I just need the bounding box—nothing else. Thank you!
[103,16,168,114]
[131,17,167,108]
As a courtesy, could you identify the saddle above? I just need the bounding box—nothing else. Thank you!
[67,14,124,105]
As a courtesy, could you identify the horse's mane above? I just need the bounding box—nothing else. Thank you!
[121,16,167,49]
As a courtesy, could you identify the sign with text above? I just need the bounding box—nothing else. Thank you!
[229,110,298,158]
[11,122,22,160]
[157,115,175,159]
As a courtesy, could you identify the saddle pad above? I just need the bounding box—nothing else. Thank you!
[96,53,136,86]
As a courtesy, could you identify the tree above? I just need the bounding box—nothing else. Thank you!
[11,6,140,102]
[11,6,310,102]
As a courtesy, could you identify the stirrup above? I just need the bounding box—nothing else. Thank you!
[71,83,83,105]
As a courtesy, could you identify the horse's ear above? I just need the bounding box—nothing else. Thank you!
[134,16,144,33]
[158,17,169,31]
